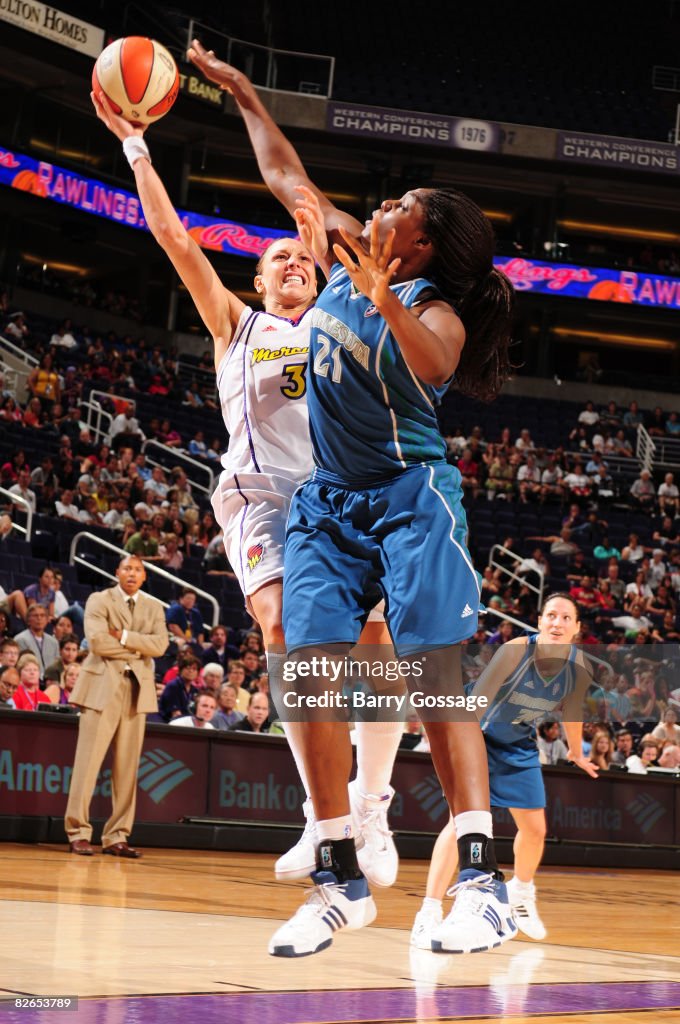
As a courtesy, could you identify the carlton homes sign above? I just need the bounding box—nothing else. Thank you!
[0,0,105,58]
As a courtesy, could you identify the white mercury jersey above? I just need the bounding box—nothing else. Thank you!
[215,305,314,495]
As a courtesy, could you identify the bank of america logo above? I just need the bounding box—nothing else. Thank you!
[137,748,193,803]
[626,794,666,834]
[410,773,448,822]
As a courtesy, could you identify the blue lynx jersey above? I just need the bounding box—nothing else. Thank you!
[307,263,449,484]
[478,633,580,766]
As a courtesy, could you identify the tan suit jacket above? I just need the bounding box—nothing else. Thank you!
[71,587,169,714]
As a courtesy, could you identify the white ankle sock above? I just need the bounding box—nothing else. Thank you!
[317,815,354,841]
[422,896,442,912]
[453,810,493,840]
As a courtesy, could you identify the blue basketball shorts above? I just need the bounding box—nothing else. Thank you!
[282,462,481,656]
[485,734,546,810]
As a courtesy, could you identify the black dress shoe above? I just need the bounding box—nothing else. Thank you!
[70,840,94,856]
[102,842,142,859]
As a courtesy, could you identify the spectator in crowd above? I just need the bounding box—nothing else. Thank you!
[158,653,202,721]
[666,411,680,438]
[0,638,20,669]
[170,691,217,728]
[589,730,614,771]
[537,719,569,765]
[50,320,78,350]
[0,664,19,705]
[158,532,184,570]
[53,615,75,642]
[202,533,235,576]
[593,536,621,562]
[27,353,60,408]
[569,575,605,615]
[621,533,645,563]
[578,401,600,427]
[485,452,515,501]
[629,469,656,510]
[229,691,270,733]
[241,649,263,686]
[485,620,514,645]
[8,466,37,513]
[201,624,239,672]
[399,710,425,750]
[45,661,80,705]
[109,402,145,447]
[623,401,643,429]
[211,682,245,730]
[44,633,80,685]
[514,427,534,452]
[626,736,661,774]
[202,662,224,693]
[562,459,591,503]
[125,520,162,561]
[188,430,208,458]
[611,729,635,766]
[14,605,59,679]
[607,430,634,458]
[624,570,653,609]
[658,473,680,516]
[645,406,666,437]
[166,587,205,648]
[651,708,680,746]
[517,453,541,503]
[658,744,680,769]
[612,600,653,638]
[528,526,580,558]
[539,456,564,501]
[11,657,51,710]
[5,311,29,343]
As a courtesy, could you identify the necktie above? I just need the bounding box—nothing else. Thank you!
[127,597,135,615]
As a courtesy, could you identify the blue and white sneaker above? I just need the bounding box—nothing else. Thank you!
[268,870,377,957]
[431,871,518,954]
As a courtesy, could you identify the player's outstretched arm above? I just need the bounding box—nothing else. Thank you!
[467,637,528,721]
[188,39,362,241]
[91,91,243,368]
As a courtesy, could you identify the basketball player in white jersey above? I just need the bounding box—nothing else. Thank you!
[92,91,403,888]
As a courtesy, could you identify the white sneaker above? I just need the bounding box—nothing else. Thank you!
[268,870,377,957]
[274,798,317,881]
[349,780,399,887]
[506,877,547,940]
[410,902,443,949]
[431,872,518,954]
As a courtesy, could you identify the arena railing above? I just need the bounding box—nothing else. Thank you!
[635,424,656,473]
[83,397,113,444]
[141,439,216,497]
[483,605,534,634]
[637,428,680,470]
[69,531,220,629]
[488,543,545,608]
[0,487,33,541]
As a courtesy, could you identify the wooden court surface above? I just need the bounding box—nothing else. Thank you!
[1,843,679,1023]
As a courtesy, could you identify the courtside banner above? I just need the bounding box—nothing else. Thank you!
[327,101,500,153]
[0,1,105,58]
[557,131,680,175]
[494,256,680,310]
[0,145,289,259]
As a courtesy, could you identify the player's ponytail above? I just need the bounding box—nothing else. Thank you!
[421,189,514,402]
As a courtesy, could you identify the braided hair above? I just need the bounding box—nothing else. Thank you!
[420,189,514,401]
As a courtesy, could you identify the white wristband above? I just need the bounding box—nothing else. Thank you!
[122,136,151,168]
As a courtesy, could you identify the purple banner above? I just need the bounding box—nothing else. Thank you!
[0,145,288,259]
[327,102,499,152]
[494,255,680,309]
[558,131,680,175]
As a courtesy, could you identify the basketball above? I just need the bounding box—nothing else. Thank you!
[92,37,179,126]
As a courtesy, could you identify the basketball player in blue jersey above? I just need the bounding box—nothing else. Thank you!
[190,41,518,958]
[411,593,598,951]
[91,91,405,892]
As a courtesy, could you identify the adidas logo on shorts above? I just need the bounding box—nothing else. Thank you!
[461,603,474,618]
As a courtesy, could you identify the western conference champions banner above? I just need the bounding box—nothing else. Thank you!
[2,142,680,309]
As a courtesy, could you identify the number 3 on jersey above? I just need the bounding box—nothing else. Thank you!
[280,362,307,400]
[313,334,343,383]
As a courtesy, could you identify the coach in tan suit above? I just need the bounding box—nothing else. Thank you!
[65,555,169,857]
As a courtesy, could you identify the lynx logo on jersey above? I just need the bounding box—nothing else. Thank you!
[247,544,264,571]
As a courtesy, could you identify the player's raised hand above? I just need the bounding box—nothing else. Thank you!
[293,185,328,265]
[187,38,254,103]
[333,215,401,307]
[91,91,143,141]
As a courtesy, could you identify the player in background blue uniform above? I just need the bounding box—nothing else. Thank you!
[411,593,598,950]
[190,40,515,958]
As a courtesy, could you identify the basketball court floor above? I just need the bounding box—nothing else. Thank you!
[2,843,679,1023]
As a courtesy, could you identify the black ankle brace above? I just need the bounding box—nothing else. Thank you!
[316,837,363,880]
